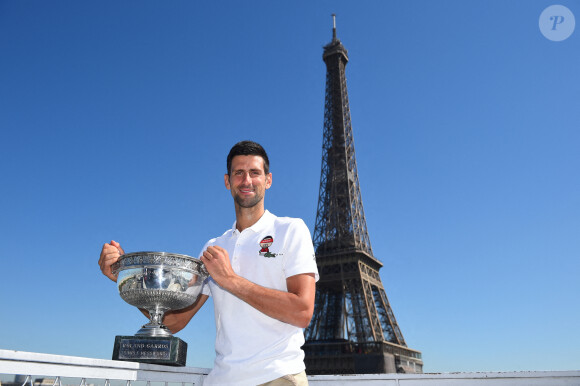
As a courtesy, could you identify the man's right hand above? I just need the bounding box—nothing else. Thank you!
[99,240,125,282]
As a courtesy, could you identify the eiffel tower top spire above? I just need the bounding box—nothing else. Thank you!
[313,14,375,264]
[323,14,348,64]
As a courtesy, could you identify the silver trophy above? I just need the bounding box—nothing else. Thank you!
[111,251,209,365]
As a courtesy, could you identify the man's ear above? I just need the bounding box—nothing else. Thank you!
[265,173,272,189]
[224,174,231,190]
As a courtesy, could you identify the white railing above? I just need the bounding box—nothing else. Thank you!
[308,371,580,385]
[2,349,580,386]
[0,350,208,385]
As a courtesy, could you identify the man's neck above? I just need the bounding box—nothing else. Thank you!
[234,205,265,232]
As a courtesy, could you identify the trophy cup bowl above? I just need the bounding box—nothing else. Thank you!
[111,251,208,366]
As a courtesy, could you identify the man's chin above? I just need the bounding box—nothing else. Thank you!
[234,196,261,209]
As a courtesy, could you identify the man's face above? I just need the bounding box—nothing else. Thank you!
[225,155,272,209]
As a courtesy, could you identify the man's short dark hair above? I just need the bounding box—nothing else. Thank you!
[226,141,270,175]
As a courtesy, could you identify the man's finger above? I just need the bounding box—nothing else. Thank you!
[110,240,125,255]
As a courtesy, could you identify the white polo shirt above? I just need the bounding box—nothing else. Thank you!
[199,210,318,386]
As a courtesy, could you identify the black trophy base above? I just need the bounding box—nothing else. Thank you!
[113,335,187,366]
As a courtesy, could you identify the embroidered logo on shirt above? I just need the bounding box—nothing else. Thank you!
[259,235,277,258]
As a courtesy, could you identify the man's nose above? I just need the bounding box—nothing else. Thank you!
[242,172,252,184]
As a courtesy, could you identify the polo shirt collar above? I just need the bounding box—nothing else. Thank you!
[231,210,274,235]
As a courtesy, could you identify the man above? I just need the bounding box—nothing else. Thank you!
[99,141,318,385]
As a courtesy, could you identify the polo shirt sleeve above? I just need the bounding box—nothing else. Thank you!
[283,219,319,282]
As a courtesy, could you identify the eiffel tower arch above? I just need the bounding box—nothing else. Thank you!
[303,16,423,375]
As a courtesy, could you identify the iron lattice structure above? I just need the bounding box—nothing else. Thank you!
[303,17,423,375]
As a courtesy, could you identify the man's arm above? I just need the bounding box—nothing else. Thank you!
[201,245,316,328]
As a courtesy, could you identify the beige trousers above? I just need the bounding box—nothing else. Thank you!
[257,371,309,386]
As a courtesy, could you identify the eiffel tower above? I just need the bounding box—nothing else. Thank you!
[303,16,423,375]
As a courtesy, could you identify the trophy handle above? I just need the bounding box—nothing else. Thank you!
[199,263,209,277]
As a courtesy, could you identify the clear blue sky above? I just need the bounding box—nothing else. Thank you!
[1,0,578,373]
